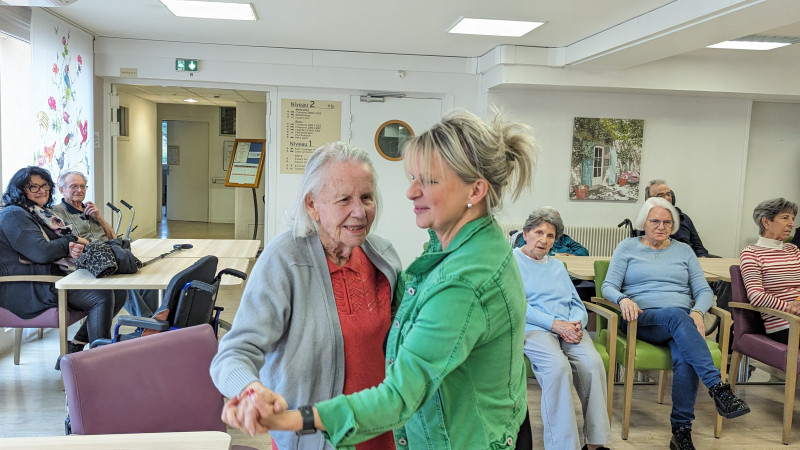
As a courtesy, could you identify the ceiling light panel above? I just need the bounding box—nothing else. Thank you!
[447,18,544,37]
[161,0,257,21]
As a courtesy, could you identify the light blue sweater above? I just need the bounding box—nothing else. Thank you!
[513,248,588,332]
[601,237,713,312]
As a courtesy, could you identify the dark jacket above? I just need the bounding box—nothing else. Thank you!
[672,206,709,257]
[0,205,78,318]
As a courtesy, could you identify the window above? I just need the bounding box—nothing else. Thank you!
[117,106,129,137]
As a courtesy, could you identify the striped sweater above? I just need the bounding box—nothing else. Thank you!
[740,238,800,333]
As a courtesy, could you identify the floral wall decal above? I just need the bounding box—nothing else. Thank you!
[32,11,93,198]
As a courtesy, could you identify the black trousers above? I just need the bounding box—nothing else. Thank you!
[516,408,533,449]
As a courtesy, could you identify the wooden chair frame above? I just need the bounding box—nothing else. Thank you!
[583,300,618,423]
[728,302,800,445]
[0,275,71,364]
[591,295,732,440]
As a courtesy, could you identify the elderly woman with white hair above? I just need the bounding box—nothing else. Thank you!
[515,207,610,450]
[602,197,750,450]
[740,198,800,345]
[210,142,402,450]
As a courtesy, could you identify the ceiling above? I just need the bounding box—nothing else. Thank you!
[35,0,800,105]
[114,85,265,107]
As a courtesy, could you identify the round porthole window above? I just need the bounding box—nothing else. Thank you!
[374,120,414,161]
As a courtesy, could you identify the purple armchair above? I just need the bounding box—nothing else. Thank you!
[61,324,226,435]
[0,275,86,365]
[728,265,800,445]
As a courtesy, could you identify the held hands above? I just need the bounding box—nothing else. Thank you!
[619,298,643,322]
[221,382,288,436]
[552,319,582,344]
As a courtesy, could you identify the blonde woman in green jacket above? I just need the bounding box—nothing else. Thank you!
[225,110,537,450]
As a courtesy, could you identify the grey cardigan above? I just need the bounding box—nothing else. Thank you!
[210,231,401,450]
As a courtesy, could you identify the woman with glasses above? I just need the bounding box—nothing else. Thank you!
[601,197,750,450]
[0,166,124,369]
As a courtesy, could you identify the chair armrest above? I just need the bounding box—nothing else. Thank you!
[583,300,619,350]
[591,296,621,312]
[116,315,170,331]
[729,302,800,324]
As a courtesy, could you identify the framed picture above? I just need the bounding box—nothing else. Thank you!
[224,139,267,188]
[222,140,235,171]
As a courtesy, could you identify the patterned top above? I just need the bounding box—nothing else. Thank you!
[740,238,800,333]
[326,246,394,450]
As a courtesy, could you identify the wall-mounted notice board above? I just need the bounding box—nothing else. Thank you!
[224,139,266,188]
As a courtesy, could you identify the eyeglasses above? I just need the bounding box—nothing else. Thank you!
[25,184,51,193]
[649,219,673,228]
[67,184,87,191]
[655,192,672,199]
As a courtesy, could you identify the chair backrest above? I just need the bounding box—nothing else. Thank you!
[594,259,610,297]
[61,324,225,435]
[157,255,218,325]
[729,265,767,347]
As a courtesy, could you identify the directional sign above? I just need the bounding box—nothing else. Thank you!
[175,59,199,72]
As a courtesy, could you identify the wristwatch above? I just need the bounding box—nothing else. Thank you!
[296,405,317,435]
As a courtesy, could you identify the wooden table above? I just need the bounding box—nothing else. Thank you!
[0,431,231,449]
[56,257,250,290]
[131,238,260,260]
[553,255,740,282]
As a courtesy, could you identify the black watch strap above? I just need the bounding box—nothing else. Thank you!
[296,405,316,435]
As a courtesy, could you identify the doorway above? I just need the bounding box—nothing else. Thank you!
[349,96,442,265]
[163,120,209,222]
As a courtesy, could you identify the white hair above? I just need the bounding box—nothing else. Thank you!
[634,197,680,234]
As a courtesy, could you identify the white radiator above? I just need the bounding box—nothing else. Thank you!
[499,223,629,257]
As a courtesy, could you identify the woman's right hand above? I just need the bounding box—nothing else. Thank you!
[552,319,582,344]
[68,241,84,259]
[619,298,643,322]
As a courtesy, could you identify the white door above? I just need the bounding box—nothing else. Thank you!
[349,96,442,267]
[166,120,209,222]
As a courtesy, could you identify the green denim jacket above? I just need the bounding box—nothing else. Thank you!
[316,216,528,449]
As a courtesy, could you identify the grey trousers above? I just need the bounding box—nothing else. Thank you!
[524,330,610,450]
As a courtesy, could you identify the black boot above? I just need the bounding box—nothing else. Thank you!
[55,342,85,370]
[708,382,751,419]
[669,425,695,450]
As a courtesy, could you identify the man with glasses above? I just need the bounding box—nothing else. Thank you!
[645,179,709,258]
[52,171,115,242]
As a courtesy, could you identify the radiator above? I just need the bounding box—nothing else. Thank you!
[499,223,628,257]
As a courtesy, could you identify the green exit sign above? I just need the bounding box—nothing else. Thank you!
[175,59,199,72]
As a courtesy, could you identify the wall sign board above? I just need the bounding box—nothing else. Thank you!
[280,98,342,174]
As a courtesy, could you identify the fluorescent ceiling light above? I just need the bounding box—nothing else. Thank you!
[183,98,199,103]
[161,0,257,21]
[707,40,790,50]
[447,17,543,37]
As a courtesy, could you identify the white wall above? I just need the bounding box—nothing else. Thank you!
[489,89,752,257]
[233,101,267,241]
[740,101,800,247]
[115,92,158,239]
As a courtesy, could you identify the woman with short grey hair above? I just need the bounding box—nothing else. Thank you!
[517,206,611,450]
[211,142,401,450]
[740,197,800,345]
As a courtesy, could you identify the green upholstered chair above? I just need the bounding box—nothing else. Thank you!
[523,261,619,423]
[591,259,732,440]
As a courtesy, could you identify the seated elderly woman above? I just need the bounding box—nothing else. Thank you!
[514,207,610,450]
[0,166,124,369]
[740,198,800,345]
[602,197,750,450]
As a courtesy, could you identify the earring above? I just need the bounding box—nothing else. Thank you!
[467,203,473,209]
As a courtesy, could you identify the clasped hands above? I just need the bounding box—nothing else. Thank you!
[552,319,582,343]
[221,382,292,436]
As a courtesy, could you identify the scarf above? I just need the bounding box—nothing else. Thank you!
[28,204,73,236]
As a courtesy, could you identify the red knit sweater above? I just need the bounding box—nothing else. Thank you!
[740,241,800,333]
